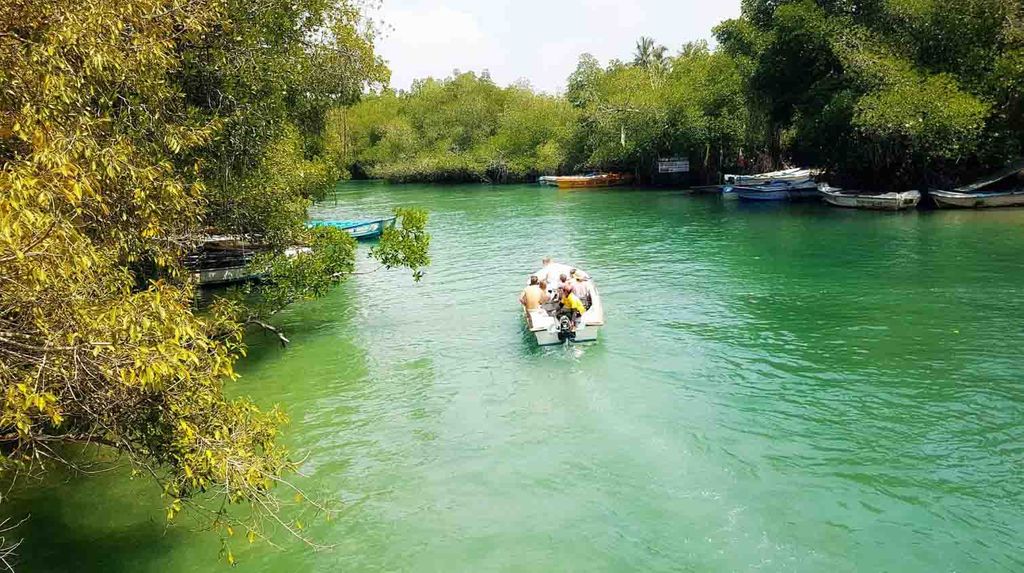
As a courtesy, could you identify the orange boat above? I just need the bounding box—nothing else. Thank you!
[553,172,634,189]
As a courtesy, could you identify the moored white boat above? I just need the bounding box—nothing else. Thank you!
[931,189,1024,209]
[818,185,921,211]
[538,176,559,187]
[931,160,1024,209]
[524,264,604,346]
[724,168,819,186]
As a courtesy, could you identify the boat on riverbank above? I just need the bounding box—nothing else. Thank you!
[734,179,819,201]
[818,185,921,211]
[185,237,312,286]
[524,265,604,345]
[931,189,1024,209]
[931,160,1024,209]
[308,216,397,239]
[551,173,633,189]
[724,168,818,186]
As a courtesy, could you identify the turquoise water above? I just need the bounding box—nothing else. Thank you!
[8,182,1024,571]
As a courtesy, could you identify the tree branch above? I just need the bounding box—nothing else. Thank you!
[244,320,290,348]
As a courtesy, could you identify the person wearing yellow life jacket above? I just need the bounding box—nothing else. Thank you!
[559,282,587,318]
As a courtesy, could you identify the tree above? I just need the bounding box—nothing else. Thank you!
[0,0,428,567]
[336,72,576,183]
[633,36,671,86]
[716,0,1019,187]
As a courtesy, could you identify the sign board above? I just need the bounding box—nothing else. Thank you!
[658,157,690,173]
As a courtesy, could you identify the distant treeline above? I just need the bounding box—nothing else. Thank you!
[325,72,575,183]
[330,0,1023,190]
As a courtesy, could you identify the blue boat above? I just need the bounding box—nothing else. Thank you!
[307,216,397,240]
[734,179,819,201]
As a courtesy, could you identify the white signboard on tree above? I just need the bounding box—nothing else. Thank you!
[658,157,690,173]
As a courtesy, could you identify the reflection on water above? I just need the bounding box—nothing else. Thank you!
[9,182,1024,572]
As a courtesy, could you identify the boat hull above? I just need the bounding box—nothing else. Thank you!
[689,185,726,194]
[532,324,601,346]
[735,186,819,201]
[308,217,397,239]
[553,173,633,189]
[725,168,819,186]
[819,188,921,211]
[931,190,1024,209]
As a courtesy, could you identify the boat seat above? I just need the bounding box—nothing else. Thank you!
[528,309,556,332]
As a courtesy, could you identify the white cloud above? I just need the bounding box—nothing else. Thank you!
[377,5,506,89]
[374,0,742,93]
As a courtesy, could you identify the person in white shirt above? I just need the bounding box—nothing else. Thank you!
[539,257,563,297]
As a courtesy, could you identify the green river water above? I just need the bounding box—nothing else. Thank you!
[8,182,1024,571]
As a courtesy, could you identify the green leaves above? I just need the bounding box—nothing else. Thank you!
[717,0,1022,187]
[1,0,399,559]
[371,208,431,280]
[336,72,575,183]
[854,73,989,157]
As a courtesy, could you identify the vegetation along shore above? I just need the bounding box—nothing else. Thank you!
[1,0,1022,569]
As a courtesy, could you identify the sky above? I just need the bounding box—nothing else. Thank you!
[371,0,742,94]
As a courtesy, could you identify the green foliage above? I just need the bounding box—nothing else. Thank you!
[563,41,755,181]
[854,72,989,159]
[718,0,1023,187]
[330,72,577,183]
[372,208,431,281]
[0,0,428,562]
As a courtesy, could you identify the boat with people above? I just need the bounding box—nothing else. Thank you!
[733,179,819,201]
[930,160,1024,209]
[545,172,633,189]
[307,216,397,239]
[818,185,921,211]
[520,259,604,346]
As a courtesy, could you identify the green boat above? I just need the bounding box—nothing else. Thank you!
[307,217,397,240]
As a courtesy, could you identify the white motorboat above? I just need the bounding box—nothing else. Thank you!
[724,168,820,186]
[524,263,604,346]
[818,185,921,211]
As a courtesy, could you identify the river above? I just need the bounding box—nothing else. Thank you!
[8,182,1024,571]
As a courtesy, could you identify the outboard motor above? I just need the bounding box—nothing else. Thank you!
[558,315,576,342]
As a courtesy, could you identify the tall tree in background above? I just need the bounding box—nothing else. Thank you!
[719,0,1021,188]
[332,72,576,183]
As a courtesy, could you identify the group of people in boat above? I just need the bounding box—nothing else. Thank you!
[519,257,593,329]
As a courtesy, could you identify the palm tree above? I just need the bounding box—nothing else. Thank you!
[633,37,670,86]
[633,37,668,70]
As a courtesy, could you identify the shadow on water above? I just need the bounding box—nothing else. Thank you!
[6,469,200,573]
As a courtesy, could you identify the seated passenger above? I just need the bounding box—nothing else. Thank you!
[558,282,587,325]
[539,280,556,303]
[573,281,590,309]
[540,257,561,286]
[569,268,590,281]
[519,276,544,311]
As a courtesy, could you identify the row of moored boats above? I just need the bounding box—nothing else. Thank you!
[708,163,1024,210]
